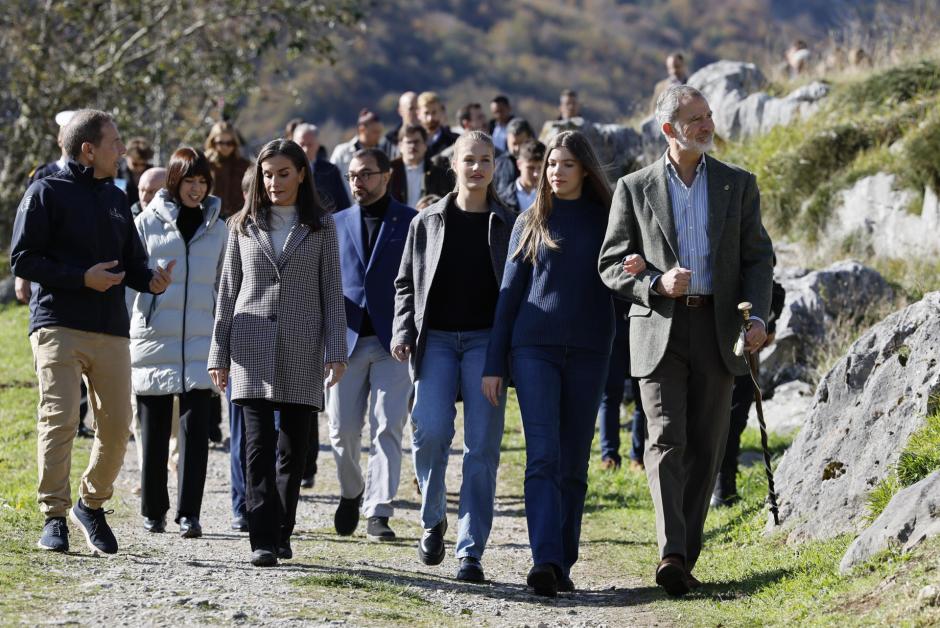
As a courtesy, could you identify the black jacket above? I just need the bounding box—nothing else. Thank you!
[388,157,455,205]
[10,160,155,337]
[492,152,519,194]
[426,127,460,159]
[313,157,352,212]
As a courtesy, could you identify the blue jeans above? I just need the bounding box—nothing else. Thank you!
[411,329,507,560]
[229,381,281,517]
[513,345,608,575]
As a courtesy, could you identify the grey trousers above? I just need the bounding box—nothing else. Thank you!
[327,336,413,518]
[639,302,734,569]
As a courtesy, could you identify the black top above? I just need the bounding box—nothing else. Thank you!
[357,193,391,337]
[426,200,499,331]
[177,203,203,244]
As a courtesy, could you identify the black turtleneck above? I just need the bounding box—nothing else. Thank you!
[176,202,203,244]
[357,193,391,338]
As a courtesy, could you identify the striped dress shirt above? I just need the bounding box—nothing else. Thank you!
[665,154,712,295]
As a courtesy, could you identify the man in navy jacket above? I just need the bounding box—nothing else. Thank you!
[327,148,417,541]
[10,109,173,556]
[292,123,351,211]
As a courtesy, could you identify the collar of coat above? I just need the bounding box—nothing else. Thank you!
[423,191,515,226]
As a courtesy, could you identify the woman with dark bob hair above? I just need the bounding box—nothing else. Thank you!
[208,139,348,567]
[483,130,615,596]
[129,147,226,539]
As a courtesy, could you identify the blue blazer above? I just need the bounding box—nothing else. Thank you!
[333,198,417,356]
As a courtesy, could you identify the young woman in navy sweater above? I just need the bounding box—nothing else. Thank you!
[483,130,614,597]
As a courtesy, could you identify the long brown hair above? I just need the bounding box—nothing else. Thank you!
[232,139,326,235]
[513,130,611,265]
[449,131,504,208]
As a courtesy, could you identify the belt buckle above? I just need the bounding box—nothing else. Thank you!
[685,295,704,307]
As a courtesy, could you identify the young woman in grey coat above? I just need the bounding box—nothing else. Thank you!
[208,139,347,567]
[129,147,226,539]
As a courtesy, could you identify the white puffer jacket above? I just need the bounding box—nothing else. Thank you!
[129,189,227,395]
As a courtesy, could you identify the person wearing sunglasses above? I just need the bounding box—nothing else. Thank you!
[204,121,251,218]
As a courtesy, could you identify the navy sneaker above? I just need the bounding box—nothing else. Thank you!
[37,517,69,552]
[69,499,118,555]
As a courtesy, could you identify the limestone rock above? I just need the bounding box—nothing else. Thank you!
[687,61,829,140]
[760,260,895,389]
[0,275,15,305]
[840,471,940,573]
[772,293,940,542]
[824,173,940,259]
[747,380,814,435]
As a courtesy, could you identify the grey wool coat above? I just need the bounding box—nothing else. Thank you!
[208,212,348,410]
[598,154,774,378]
[392,192,517,377]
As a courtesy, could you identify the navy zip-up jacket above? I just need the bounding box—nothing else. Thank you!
[10,160,155,337]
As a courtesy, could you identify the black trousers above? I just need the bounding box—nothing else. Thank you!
[137,389,212,521]
[719,373,755,479]
[303,415,319,480]
[239,399,313,551]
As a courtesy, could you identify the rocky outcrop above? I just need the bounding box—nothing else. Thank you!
[759,260,896,390]
[687,61,830,140]
[840,471,940,573]
[771,293,940,542]
[747,380,814,435]
[824,173,940,259]
[539,117,644,180]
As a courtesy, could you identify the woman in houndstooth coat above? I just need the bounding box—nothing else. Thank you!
[208,139,347,567]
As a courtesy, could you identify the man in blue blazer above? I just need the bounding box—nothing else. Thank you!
[327,148,417,542]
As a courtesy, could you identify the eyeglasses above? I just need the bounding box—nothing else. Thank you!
[214,139,236,147]
[346,170,383,182]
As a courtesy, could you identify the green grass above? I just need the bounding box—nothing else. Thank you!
[0,304,91,621]
[866,409,940,522]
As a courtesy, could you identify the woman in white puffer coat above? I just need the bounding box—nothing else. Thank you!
[129,147,228,539]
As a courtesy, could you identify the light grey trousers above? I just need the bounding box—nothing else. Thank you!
[327,336,413,518]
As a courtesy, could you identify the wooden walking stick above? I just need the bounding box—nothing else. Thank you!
[734,301,780,525]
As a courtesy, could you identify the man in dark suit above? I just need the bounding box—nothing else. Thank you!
[389,124,454,208]
[488,95,514,153]
[598,84,774,596]
[328,148,417,542]
[293,123,351,211]
[417,91,460,159]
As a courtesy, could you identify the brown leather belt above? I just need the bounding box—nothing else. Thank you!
[680,295,713,308]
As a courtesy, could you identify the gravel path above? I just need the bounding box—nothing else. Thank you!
[33,412,666,626]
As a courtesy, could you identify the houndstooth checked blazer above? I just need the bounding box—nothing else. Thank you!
[208,213,348,410]
[392,192,516,377]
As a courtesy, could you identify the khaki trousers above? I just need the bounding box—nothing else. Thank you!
[639,303,734,569]
[30,326,132,517]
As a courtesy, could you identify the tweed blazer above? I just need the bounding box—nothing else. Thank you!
[392,192,516,377]
[598,153,774,378]
[208,212,348,410]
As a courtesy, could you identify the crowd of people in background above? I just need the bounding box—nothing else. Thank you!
[11,51,780,598]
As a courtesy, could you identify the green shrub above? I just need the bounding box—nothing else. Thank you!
[866,411,940,521]
[832,61,940,110]
[901,110,940,192]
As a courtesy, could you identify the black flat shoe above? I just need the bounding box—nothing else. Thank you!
[456,557,485,583]
[366,516,396,542]
[418,518,447,566]
[558,575,575,593]
[143,517,166,533]
[277,540,293,560]
[179,516,202,539]
[527,563,558,597]
[334,491,363,536]
[250,548,277,567]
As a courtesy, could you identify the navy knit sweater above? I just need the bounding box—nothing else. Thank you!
[483,195,615,377]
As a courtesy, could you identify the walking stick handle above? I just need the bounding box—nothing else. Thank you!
[738,301,753,328]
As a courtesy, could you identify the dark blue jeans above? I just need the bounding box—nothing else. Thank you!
[513,345,609,575]
[598,311,647,463]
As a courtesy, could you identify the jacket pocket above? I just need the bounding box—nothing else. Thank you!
[628,304,652,318]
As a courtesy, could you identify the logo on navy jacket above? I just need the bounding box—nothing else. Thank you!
[110,206,127,222]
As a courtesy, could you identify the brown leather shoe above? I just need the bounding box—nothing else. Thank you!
[628,459,645,473]
[600,457,621,471]
[656,555,690,596]
[687,571,702,589]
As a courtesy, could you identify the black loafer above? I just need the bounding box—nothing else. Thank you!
[334,492,363,536]
[143,517,166,533]
[456,557,485,583]
[527,563,558,597]
[250,548,278,567]
[277,540,293,560]
[418,518,447,565]
[366,516,396,542]
[558,575,575,593]
[179,516,202,539]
